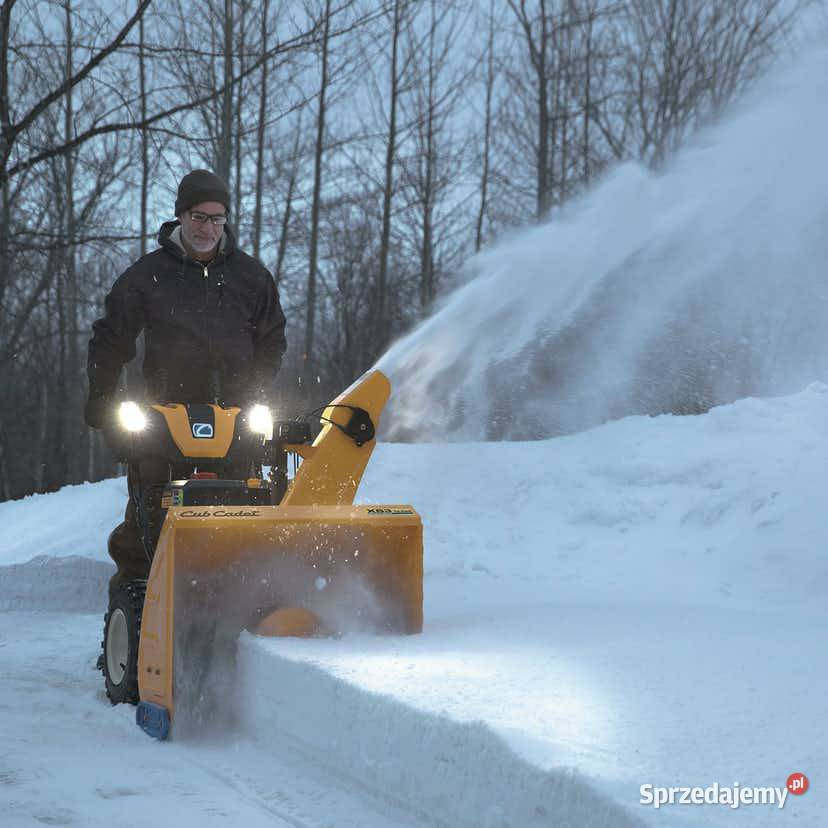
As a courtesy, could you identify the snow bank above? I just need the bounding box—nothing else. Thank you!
[363,382,828,614]
[1,387,826,824]
[0,477,123,565]
[0,555,112,612]
[237,637,645,828]
[0,477,121,611]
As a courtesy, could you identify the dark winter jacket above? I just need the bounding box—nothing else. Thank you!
[87,221,286,409]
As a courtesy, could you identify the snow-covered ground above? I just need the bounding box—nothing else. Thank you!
[1,385,825,826]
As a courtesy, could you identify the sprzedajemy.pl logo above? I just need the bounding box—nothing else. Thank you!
[640,773,809,811]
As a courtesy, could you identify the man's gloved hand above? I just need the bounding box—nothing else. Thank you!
[84,395,112,430]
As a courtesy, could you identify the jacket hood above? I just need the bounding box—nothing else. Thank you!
[157,219,235,261]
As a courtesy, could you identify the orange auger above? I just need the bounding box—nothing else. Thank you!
[134,371,423,738]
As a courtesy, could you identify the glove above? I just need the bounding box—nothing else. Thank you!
[84,395,112,430]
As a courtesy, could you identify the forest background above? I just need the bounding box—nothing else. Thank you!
[0,0,812,499]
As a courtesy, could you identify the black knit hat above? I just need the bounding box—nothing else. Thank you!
[175,169,230,216]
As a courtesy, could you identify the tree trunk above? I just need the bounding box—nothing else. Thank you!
[536,0,550,220]
[253,0,270,261]
[419,0,437,312]
[233,0,246,221]
[54,234,68,490]
[377,0,402,342]
[0,0,12,312]
[139,9,148,255]
[475,0,496,253]
[0,412,10,500]
[275,114,302,287]
[64,0,80,485]
[87,425,97,483]
[218,0,234,182]
[557,8,570,204]
[35,381,49,492]
[510,0,553,221]
[305,0,332,378]
[582,0,594,185]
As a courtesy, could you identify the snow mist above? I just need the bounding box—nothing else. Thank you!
[377,46,828,441]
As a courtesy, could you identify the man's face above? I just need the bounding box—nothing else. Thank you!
[179,200,226,256]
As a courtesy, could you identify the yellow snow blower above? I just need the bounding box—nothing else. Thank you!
[99,370,422,740]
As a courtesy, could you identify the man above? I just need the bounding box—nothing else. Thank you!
[85,169,287,597]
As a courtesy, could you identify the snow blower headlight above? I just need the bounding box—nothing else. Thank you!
[247,404,273,438]
[118,401,148,433]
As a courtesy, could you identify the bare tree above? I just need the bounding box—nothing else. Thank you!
[475,0,498,252]
[0,0,11,314]
[138,7,149,255]
[273,112,304,286]
[375,0,405,343]
[219,0,235,182]
[252,0,272,260]
[0,412,11,500]
[621,0,796,166]
[508,0,556,221]
[399,0,470,311]
[319,195,380,390]
[304,0,333,379]
[0,1,152,184]
[60,0,81,484]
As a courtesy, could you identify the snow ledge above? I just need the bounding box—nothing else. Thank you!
[237,636,644,828]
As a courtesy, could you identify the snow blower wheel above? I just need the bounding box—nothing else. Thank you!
[101,581,145,704]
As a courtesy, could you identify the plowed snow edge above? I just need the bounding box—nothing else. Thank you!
[0,559,645,825]
[237,636,645,828]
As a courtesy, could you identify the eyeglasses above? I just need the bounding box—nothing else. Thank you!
[188,210,227,226]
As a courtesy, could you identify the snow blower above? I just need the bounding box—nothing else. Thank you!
[99,370,422,740]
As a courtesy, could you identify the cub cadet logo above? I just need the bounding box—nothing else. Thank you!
[367,508,415,515]
[180,509,261,518]
[193,423,213,440]
[192,422,214,439]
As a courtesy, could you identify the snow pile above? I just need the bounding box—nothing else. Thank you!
[378,45,828,440]
[2,387,825,825]
[237,385,828,827]
[0,556,114,612]
[365,383,828,613]
[238,644,641,828]
[0,477,122,611]
[0,477,123,565]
